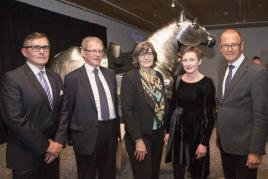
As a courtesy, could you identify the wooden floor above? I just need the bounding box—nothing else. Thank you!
[1,129,268,179]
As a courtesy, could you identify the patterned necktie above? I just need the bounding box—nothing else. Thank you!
[224,65,235,94]
[38,71,53,108]
[93,69,110,120]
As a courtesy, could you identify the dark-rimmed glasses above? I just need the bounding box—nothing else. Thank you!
[82,48,104,55]
[24,45,50,52]
[221,43,241,50]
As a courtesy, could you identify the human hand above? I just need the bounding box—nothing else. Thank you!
[246,153,262,169]
[47,139,63,156]
[195,144,207,159]
[164,134,169,145]
[44,152,57,164]
[134,139,147,161]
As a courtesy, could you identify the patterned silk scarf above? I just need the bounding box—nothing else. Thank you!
[140,69,165,129]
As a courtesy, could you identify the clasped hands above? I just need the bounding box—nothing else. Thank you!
[45,139,63,164]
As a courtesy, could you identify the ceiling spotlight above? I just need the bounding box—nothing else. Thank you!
[171,0,175,8]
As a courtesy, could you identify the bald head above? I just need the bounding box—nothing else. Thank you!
[81,36,103,49]
[220,29,242,43]
[220,28,244,63]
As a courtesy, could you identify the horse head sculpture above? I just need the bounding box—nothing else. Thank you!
[50,11,215,97]
[148,11,215,97]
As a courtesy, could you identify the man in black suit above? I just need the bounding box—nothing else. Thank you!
[1,32,68,179]
[217,28,268,179]
[64,36,119,179]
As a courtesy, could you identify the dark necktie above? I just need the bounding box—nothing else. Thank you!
[224,65,235,94]
[38,71,53,108]
[93,69,110,120]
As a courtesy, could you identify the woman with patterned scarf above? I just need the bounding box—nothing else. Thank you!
[121,41,168,179]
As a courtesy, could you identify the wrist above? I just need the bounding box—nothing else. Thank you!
[135,138,143,145]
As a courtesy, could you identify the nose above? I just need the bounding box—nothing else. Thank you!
[39,48,44,53]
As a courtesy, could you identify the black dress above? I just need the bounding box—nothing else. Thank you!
[166,76,216,179]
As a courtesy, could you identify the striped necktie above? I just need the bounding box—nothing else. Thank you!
[38,71,53,109]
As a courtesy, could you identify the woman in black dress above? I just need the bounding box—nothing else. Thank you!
[164,46,216,179]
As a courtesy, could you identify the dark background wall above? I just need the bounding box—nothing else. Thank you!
[0,0,107,77]
[0,0,107,143]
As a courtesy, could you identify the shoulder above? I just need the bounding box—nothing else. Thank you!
[3,65,25,81]
[100,66,115,76]
[64,66,84,80]
[123,69,138,78]
[155,70,163,79]
[203,76,214,83]
[201,76,215,89]
[46,69,62,81]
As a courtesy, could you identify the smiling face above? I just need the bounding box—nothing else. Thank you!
[138,48,155,70]
[181,51,201,74]
[81,37,104,68]
[21,37,50,70]
[220,29,244,63]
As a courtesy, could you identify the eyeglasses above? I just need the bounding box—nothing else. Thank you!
[24,45,50,52]
[82,48,104,55]
[221,43,241,50]
[139,52,154,59]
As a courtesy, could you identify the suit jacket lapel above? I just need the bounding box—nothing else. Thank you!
[23,64,51,109]
[134,69,155,110]
[80,66,97,112]
[218,64,227,102]
[223,58,249,100]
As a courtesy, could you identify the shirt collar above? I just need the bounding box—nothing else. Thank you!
[228,54,245,68]
[84,63,100,73]
[26,61,46,76]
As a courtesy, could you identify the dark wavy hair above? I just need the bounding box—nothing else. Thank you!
[132,41,157,68]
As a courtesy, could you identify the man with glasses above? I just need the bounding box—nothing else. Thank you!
[64,36,119,179]
[1,32,68,179]
[217,28,268,179]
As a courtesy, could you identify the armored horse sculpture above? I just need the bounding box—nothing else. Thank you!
[147,11,215,97]
[50,11,215,97]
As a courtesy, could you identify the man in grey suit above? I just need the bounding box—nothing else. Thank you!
[64,36,119,179]
[217,28,268,179]
[1,32,68,179]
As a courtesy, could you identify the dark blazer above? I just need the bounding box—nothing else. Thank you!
[64,65,119,155]
[217,57,268,155]
[120,69,168,142]
[1,63,68,170]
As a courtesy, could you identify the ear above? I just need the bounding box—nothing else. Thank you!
[21,48,27,58]
[81,49,86,59]
[240,40,244,51]
[198,58,202,65]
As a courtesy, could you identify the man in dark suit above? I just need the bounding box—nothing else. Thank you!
[217,28,268,179]
[1,32,68,179]
[64,36,119,179]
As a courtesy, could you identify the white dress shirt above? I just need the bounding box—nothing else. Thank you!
[84,63,116,121]
[222,54,245,96]
[26,61,53,100]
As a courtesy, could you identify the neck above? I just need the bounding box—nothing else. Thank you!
[140,67,152,73]
[184,71,201,81]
